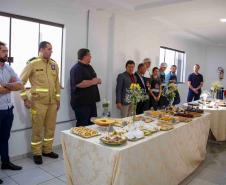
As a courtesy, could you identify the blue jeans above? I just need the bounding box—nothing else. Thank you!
[0,106,14,163]
[187,91,201,102]
[73,103,97,127]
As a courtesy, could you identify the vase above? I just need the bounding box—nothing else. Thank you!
[213,91,217,101]
[168,98,174,107]
[131,103,137,123]
[102,104,110,117]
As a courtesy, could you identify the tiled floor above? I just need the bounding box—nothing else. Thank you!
[1,142,226,185]
[180,141,226,185]
[0,149,66,185]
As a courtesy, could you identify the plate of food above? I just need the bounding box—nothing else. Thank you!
[144,117,153,123]
[160,124,174,131]
[218,103,226,107]
[177,116,192,123]
[71,127,100,138]
[186,106,204,113]
[144,110,164,118]
[189,112,202,117]
[134,116,144,121]
[140,124,159,134]
[187,102,199,106]
[141,129,152,136]
[100,131,127,146]
[174,112,194,118]
[92,118,116,126]
[126,130,145,141]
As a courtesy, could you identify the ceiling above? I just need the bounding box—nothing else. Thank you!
[74,0,226,46]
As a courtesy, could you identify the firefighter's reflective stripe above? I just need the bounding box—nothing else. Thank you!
[35,88,49,92]
[30,109,37,115]
[43,138,54,142]
[31,141,42,145]
[20,92,27,96]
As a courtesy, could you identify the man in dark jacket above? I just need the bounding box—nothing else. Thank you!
[116,60,136,118]
[135,63,149,114]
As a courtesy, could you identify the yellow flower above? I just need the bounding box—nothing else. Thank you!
[130,83,141,90]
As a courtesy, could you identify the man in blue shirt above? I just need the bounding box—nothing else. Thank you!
[70,49,101,126]
[165,65,180,105]
[0,42,23,180]
[187,64,204,102]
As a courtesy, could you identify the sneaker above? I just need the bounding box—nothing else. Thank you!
[33,155,43,165]
[1,162,22,170]
[42,152,59,159]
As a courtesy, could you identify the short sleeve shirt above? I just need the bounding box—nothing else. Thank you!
[0,63,20,110]
[70,62,100,107]
[188,73,203,91]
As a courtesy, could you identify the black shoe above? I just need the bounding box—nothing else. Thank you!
[42,152,59,159]
[1,162,22,170]
[0,179,3,184]
[33,155,43,165]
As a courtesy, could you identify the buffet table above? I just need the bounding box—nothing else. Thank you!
[184,101,226,141]
[61,113,210,185]
[200,106,226,141]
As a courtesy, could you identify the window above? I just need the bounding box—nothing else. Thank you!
[0,12,64,86]
[160,46,186,83]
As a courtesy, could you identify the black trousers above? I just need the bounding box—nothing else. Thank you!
[136,100,149,114]
[0,106,14,163]
[150,93,165,110]
[173,90,181,105]
[73,103,97,127]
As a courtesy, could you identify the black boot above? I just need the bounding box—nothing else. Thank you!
[0,179,3,184]
[33,155,43,165]
[1,161,22,170]
[42,152,59,159]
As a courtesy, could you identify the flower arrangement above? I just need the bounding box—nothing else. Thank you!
[211,81,222,92]
[126,83,148,122]
[162,83,178,104]
[126,83,148,105]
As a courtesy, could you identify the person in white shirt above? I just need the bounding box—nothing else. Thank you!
[143,58,151,80]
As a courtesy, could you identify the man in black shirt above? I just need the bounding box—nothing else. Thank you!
[70,49,101,126]
[187,64,204,102]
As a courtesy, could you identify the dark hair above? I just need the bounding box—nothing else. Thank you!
[195,64,200,68]
[0,41,6,50]
[39,41,51,51]
[152,67,159,73]
[78,48,90,60]
[125,60,135,67]
[171,65,177,68]
[138,63,144,70]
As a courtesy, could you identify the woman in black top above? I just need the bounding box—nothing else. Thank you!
[149,67,164,110]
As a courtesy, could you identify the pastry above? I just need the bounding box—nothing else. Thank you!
[160,125,174,131]
[93,118,115,126]
[71,127,99,138]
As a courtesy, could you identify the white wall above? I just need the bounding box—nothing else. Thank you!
[205,46,226,89]
[109,15,207,116]
[0,0,88,157]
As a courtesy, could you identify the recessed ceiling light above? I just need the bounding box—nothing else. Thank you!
[220,18,226,23]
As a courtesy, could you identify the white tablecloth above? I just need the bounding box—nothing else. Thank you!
[61,113,210,185]
[202,106,226,141]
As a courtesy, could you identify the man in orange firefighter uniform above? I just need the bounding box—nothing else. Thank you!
[20,41,61,165]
